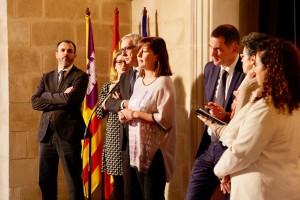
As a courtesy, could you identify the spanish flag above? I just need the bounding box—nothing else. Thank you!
[102,7,121,200]
[110,8,121,80]
[82,8,102,198]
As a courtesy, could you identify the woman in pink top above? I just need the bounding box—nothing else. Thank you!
[119,37,176,200]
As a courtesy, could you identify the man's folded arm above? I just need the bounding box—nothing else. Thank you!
[40,73,88,106]
[105,96,123,114]
[31,77,60,111]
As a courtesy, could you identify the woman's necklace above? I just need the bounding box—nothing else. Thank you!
[143,76,158,85]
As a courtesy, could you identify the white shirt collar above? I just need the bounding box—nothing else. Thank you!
[58,65,73,74]
[132,66,140,72]
[220,54,239,75]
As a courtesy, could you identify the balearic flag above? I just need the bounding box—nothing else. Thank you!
[142,7,147,37]
[82,8,102,198]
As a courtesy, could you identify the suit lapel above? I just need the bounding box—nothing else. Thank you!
[225,59,244,108]
[207,65,220,102]
[127,68,134,95]
[54,69,60,90]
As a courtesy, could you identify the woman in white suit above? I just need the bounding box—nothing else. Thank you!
[213,38,300,200]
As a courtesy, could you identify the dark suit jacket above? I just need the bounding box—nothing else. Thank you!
[196,58,246,157]
[105,67,135,151]
[31,66,89,142]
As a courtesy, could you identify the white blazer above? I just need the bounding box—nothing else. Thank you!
[214,97,300,200]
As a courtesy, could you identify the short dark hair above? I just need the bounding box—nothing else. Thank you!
[211,24,240,46]
[56,40,76,54]
[137,37,173,77]
[241,32,269,56]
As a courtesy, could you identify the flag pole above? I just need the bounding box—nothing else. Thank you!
[85,8,92,200]
[110,7,120,81]
[142,7,147,37]
[83,7,102,200]
[155,10,158,37]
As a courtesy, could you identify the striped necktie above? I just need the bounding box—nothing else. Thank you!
[57,70,65,88]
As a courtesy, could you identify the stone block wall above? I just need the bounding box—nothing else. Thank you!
[4,0,131,199]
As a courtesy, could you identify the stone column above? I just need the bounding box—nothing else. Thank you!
[0,0,9,198]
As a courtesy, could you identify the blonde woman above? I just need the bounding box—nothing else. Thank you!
[95,51,130,200]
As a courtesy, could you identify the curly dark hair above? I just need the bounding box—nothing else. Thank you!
[241,32,269,56]
[254,38,300,114]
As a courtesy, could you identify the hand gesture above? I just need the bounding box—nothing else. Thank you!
[197,115,213,126]
[220,175,231,194]
[205,102,226,120]
[64,86,73,93]
[118,110,127,123]
[112,91,121,100]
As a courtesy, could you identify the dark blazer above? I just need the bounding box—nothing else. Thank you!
[32,66,89,142]
[105,67,135,151]
[196,58,246,157]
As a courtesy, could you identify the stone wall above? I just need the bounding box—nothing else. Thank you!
[1,0,259,199]
[4,0,131,199]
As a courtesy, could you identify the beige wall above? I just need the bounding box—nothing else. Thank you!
[0,0,256,199]
[3,0,131,199]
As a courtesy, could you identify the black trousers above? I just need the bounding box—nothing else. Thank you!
[136,150,166,200]
[112,175,124,200]
[38,130,84,200]
[122,144,143,200]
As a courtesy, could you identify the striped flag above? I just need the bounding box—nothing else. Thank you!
[82,8,102,198]
[103,172,113,200]
[110,7,121,80]
[142,7,147,37]
[102,7,121,200]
